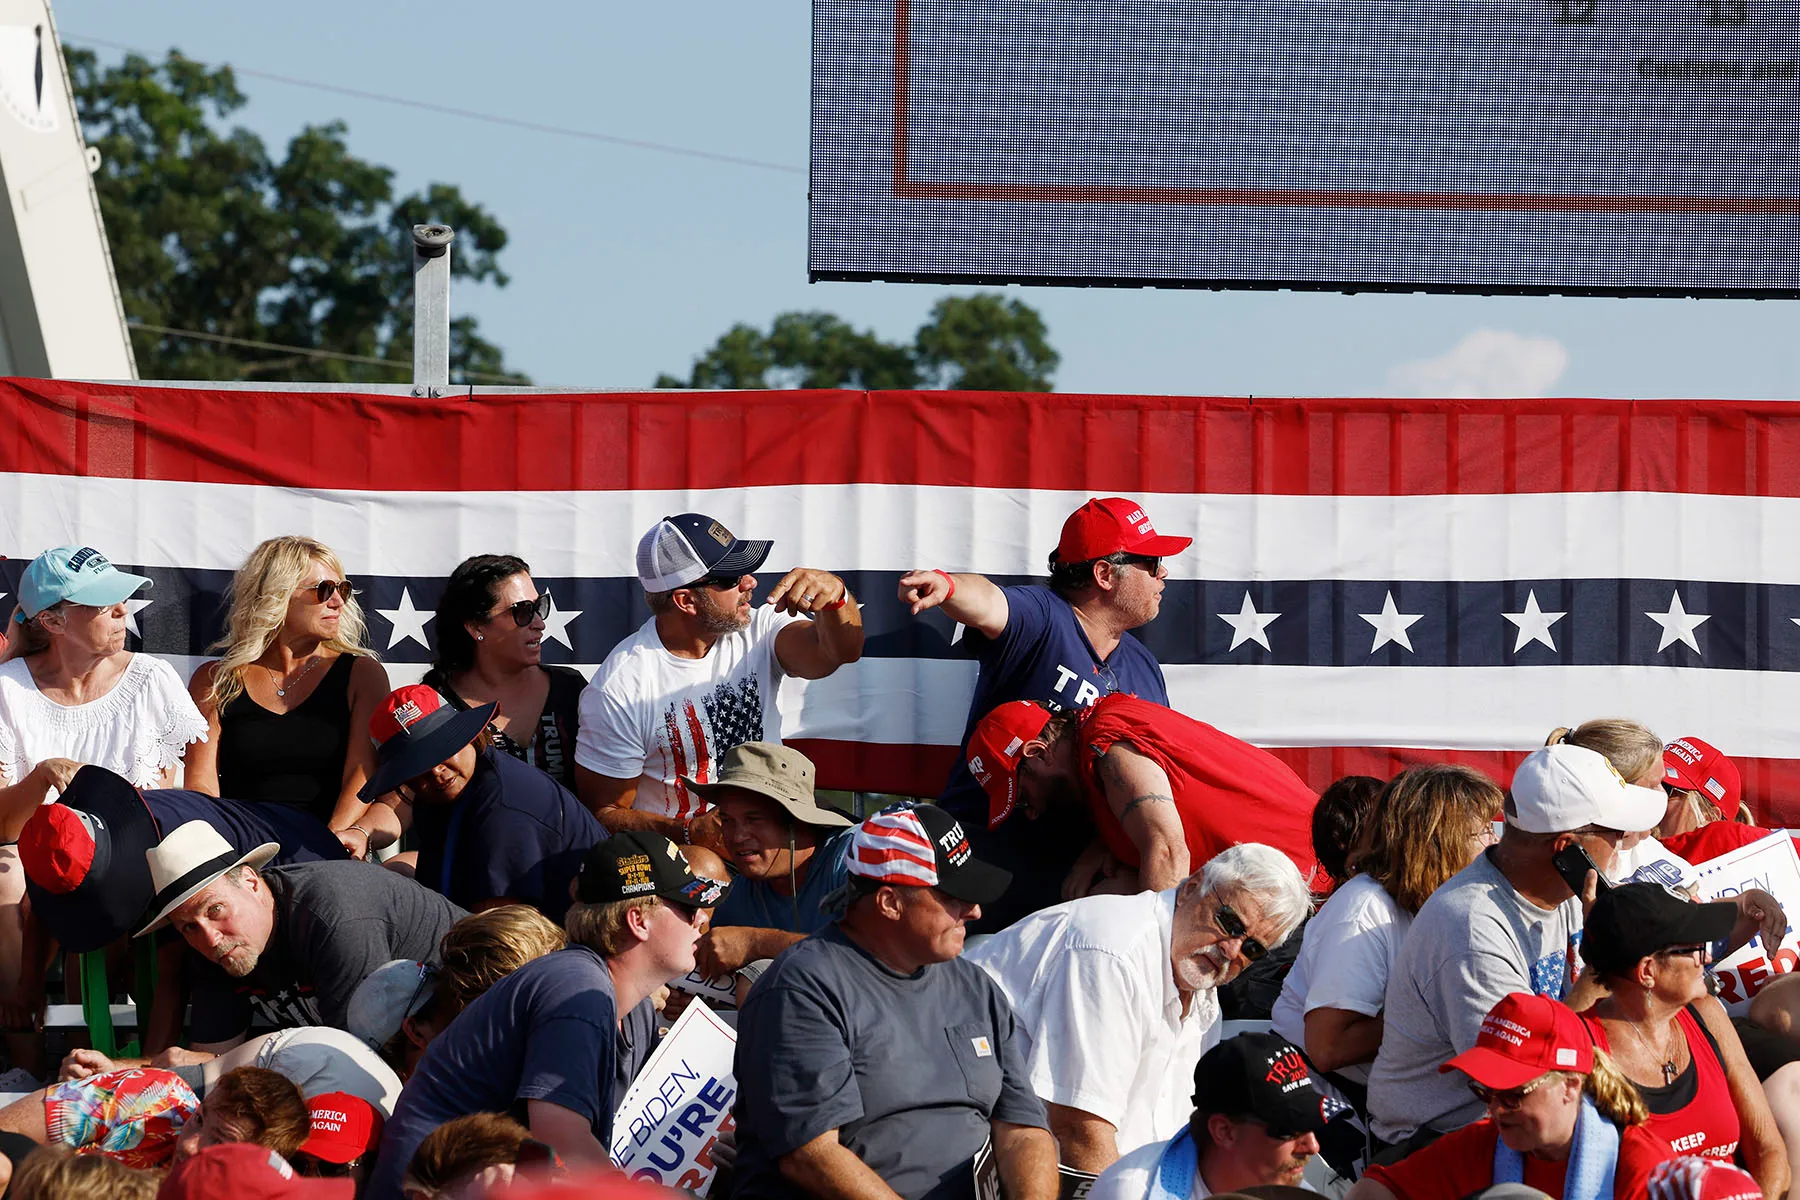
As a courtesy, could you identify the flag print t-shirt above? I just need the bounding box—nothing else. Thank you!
[575,605,802,818]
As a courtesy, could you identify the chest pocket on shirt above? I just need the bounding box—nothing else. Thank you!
[946,1022,1003,1110]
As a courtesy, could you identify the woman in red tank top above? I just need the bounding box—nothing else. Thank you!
[1577,883,1788,1196]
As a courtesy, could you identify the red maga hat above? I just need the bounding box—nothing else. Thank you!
[967,701,1055,830]
[1441,992,1592,1089]
[1663,736,1741,821]
[1054,497,1192,563]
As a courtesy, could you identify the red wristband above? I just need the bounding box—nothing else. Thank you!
[823,590,850,611]
[933,569,957,601]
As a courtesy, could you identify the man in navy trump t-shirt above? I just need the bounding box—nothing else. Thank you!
[897,496,1190,927]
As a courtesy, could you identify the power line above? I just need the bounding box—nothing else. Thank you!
[63,33,806,177]
[127,321,531,385]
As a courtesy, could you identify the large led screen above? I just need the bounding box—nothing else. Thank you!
[811,0,1800,295]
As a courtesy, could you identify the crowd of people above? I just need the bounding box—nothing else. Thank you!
[0,500,1788,1200]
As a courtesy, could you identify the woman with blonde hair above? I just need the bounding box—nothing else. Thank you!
[1547,720,1697,892]
[1272,765,1502,1121]
[1349,993,1672,1200]
[184,536,390,839]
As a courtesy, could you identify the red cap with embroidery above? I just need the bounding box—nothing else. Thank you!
[1663,736,1742,820]
[1441,992,1593,1089]
[359,684,497,802]
[18,804,98,894]
[967,701,1056,830]
[158,1144,351,1198]
[1054,497,1192,563]
[300,1092,382,1165]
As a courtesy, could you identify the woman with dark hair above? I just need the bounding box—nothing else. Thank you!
[423,555,586,789]
[1310,774,1385,886]
[1577,883,1788,1198]
[352,686,602,919]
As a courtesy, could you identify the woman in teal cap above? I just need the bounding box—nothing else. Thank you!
[0,545,206,1073]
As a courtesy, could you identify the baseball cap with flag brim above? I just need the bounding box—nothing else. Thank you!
[841,803,1011,906]
[359,685,497,801]
[967,701,1056,830]
[20,765,162,952]
[16,545,151,620]
[1442,992,1593,1090]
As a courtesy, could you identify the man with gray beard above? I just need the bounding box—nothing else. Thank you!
[575,512,864,847]
[967,843,1311,1174]
[135,821,466,1051]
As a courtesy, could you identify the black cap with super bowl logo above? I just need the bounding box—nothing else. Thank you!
[575,831,727,908]
[1192,1033,1353,1138]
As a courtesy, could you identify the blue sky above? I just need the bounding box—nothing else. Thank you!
[56,1,1800,399]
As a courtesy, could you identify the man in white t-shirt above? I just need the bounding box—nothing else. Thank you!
[1087,1033,1348,1200]
[966,843,1311,1173]
[574,513,864,845]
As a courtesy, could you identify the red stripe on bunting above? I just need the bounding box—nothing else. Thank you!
[795,740,1800,830]
[8,380,1800,496]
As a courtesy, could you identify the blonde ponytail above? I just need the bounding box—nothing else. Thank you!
[1584,1049,1649,1127]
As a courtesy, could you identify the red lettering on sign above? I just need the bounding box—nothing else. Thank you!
[1743,957,1772,998]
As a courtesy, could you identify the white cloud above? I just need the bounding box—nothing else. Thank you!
[1387,329,1570,399]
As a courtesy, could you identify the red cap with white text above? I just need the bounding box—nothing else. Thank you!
[967,701,1055,830]
[1441,992,1593,1089]
[1663,736,1742,821]
[1053,497,1192,563]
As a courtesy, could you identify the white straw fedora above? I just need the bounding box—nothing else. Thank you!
[134,820,279,937]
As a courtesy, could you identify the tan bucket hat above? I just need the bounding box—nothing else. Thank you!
[681,742,852,829]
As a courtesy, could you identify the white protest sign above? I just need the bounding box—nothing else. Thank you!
[1692,831,1800,1015]
[670,967,738,1006]
[610,1000,738,1194]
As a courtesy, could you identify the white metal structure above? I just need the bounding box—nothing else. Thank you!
[0,1,132,378]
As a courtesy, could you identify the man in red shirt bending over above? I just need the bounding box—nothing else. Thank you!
[966,694,1320,897]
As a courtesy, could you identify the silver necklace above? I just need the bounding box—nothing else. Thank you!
[268,655,321,698]
[1618,1015,1680,1085]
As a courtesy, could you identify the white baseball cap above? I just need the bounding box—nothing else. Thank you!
[1507,744,1666,834]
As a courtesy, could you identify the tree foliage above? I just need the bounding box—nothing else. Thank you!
[70,48,527,384]
[656,294,1058,392]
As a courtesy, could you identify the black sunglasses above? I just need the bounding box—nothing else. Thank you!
[689,573,745,591]
[1215,903,1268,962]
[1117,554,1162,575]
[305,579,356,603]
[489,594,551,627]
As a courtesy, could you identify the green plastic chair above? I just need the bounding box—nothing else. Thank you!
[77,941,158,1058]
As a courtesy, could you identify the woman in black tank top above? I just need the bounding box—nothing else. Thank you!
[185,537,392,836]
[423,554,585,790]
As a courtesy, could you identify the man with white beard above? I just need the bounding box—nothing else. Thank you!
[967,844,1311,1174]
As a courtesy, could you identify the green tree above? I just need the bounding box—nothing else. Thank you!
[914,294,1057,392]
[71,48,527,384]
[657,294,1056,391]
